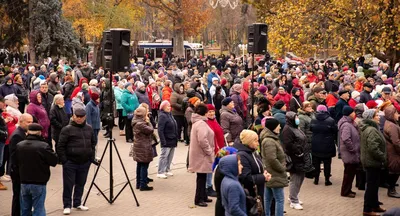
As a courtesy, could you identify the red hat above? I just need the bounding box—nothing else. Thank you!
[366,100,378,109]
[220,79,227,86]
[207,104,216,111]
[90,92,99,101]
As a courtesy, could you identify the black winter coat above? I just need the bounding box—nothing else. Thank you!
[9,127,26,172]
[282,112,307,173]
[310,111,337,158]
[234,139,265,199]
[157,111,178,148]
[56,120,96,164]
[14,83,29,105]
[214,165,225,216]
[16,135,58,185]
[41,92,54,115]
[49,104,69,142]
[334,98,348,122]
[359,90,372,104]
[62,81,74,100]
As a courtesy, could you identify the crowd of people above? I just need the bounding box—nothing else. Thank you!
[0,54,400,216]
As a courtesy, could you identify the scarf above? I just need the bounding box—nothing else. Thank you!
[207,118,225,154]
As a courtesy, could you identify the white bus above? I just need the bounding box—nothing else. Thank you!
[135,40,204,60]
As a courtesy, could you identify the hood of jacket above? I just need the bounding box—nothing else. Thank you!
[260,127,279,141]
[271,107,286,115]
[29,90,41,105]
[315,111,330,121]
[242,81,250,93]
[191,113,207,124]
[308,94,324,103]
[49,73,58,82]
[338,115,354,129]
[132,116,145,128]
[219,154,239,179]
[173,83,184,94]
[359,119,379,132]
[186,88,196,98]
[220,105,235,115]
[231,84,242,94]
[354,104,365,118]
[5,76,13,85]
[285,111,297,127]
[384,105,397,123]
[190,81,201,90]
[78,77,88,88]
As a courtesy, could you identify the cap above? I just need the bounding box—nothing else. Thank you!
[74,108,86,116]
[212,77,219,82]
[363,82,373,88]
[382,87,392,93]
[28,123,43,132]
[338,89,349,96]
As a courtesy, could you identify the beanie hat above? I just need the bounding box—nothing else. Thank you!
[28,123,43,132]
[220,79,227,86]
[124,82,132,89]
[207,104,216,111]
[274,100,285,110]
[213,147,238,171]
[366,100,378,109]
[90,92,99,101]
[222,97,233,106]
[240,130,258,146]
[331,84,339,92]
[134,106,147,117]
[264,118,280,132]
[342,105,354,116]
[291,87,299,95]
[351,91,360,99]
[158,72,165,78]
[258,85,267,94]
[362,109,376,119]
[188,97,200,105]
[317,105,328,112]
[159,100,170,111]
[136,81,145,89]
[338,89,349,96]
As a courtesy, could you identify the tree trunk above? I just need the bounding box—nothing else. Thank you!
[28,0,36,64]
[173,18,184,57]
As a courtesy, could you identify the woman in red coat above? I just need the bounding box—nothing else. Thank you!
[273,86,292,111]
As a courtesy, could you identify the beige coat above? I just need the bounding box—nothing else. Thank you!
[188,113,215,173]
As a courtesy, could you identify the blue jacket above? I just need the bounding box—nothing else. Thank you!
[207,72,219,88]
[114,87,123,110]
[157,110,178,148]
[220,155,247,216]
[85,100,100,130]
[271,107,286,132]
[121,89,139,116]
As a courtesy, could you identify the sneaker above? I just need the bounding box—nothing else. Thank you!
[75,205,89,211]
[63,208,71,215]
[207,187,217,197]
[0,175,11,182]
[166,172,174,176]
[290,203,303,210]
[157,174,168,179]
[288,198,303,205]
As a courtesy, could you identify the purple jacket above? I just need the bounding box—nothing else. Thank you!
[26,90,50,138]
[338,116,360,164]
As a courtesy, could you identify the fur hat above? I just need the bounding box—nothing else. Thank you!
[239,130,258,146]
[362,109,376,119]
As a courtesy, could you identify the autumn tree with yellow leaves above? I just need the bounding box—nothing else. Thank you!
[247,0,400,65]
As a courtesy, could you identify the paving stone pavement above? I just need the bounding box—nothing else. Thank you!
[0,127,399,216]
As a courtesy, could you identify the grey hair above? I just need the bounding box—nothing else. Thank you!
[53,94,64,105]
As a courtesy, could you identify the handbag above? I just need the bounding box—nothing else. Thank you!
[285,154,293,172]
[127,112,134,120]
[247,184,264,216]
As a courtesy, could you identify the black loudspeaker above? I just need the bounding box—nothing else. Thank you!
[102,28,131,72]
[247,23,268,54]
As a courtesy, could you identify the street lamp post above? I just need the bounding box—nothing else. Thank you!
[238,44,247,65]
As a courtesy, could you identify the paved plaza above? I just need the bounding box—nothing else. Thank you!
[0,127,399,216]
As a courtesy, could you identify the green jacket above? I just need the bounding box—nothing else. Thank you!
[260,128,288,188]
[114,87,124,110]
[121,89,139,116]
[359,119,387,169]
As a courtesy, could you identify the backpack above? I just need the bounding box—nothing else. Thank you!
[152,91,161,104]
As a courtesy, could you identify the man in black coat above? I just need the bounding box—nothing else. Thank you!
[56,108,97,214]
[16,123,58,216]
[39,81,54,146]
[9,113,33,216]
[359,82,373,104]
[334,90,350,122]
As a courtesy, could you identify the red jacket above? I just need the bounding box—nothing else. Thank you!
[348,98,358,108]
[2,112,18,145]
[273,92,292,110]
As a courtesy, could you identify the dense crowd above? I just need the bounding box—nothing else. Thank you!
[0,54,400,216]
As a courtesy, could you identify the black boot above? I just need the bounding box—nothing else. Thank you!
[388,188,400,198]
[313,178,319,185]
[140,186,153,191]
[207,187,217,197]
[325,178,332,186]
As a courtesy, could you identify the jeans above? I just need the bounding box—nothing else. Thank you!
[65,99,72,115]
[364,167,380,212]
[62,161,91,208]
[264,187,284,216]
[158,147,175,174]
[206,173,213,188]
[93,129,100,145]
[0,142,4,168]
[289,172,305,204]
[20,184,46,216]
[195,173,207,203]
[136,162,150,188]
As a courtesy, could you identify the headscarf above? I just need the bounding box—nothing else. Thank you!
[212,147,238,171]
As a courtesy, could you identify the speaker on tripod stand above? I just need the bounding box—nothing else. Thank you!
[84,28,139,206]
